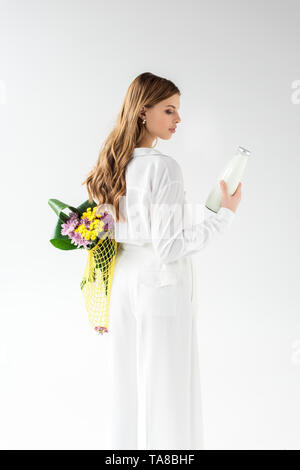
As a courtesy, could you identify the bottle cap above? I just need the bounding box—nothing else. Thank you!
[237,146,251,156]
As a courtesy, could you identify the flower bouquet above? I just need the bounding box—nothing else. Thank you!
[48,198,118,334]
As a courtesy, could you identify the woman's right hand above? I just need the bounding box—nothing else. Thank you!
[219,180,242,214]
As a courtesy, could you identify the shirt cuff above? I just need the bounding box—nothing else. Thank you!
[217,206,236,224]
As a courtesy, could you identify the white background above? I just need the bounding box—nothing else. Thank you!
[0,0,299,449]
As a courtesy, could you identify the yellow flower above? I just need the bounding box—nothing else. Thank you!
[75,224,84,234]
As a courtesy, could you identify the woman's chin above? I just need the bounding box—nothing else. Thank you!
[165,133,173,140]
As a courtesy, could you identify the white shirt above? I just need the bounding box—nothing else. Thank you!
[114,147,235,264]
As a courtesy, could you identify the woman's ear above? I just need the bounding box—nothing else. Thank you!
[139,106,146,120]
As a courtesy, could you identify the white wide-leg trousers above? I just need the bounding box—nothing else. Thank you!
[106,242,204,450]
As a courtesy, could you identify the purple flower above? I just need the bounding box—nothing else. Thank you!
[100,212,115,231]
[61,212,80,236]
[94,326,108,334]
[68,230,93,248]
[80,217,91,229]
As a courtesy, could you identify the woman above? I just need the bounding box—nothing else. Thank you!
[82,72,242,450]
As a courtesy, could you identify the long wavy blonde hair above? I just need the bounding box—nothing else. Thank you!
[81,72,180,223]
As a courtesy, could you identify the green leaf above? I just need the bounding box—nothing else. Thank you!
[48,198,79,222]
[49,216,78,250]
[76,199,97,214]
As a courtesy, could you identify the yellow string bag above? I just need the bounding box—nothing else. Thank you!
[80,231,118,334]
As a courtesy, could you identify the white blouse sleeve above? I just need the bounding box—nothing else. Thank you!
[150,157,236,264]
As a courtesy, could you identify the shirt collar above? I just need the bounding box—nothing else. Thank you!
[132,147,162,157]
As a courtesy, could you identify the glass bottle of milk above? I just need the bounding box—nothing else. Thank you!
[205,146,251,213]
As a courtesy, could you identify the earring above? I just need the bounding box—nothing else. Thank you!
[142,119,146,124]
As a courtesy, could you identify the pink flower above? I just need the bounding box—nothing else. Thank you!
[100,212,115,231]
[94,326,108,334]
[61,212,79,236]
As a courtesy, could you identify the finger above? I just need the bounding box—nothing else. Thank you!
[232,185,241,196]
[219,180,227,192]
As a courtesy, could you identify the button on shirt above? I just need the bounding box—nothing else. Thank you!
[114,147,236,264]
